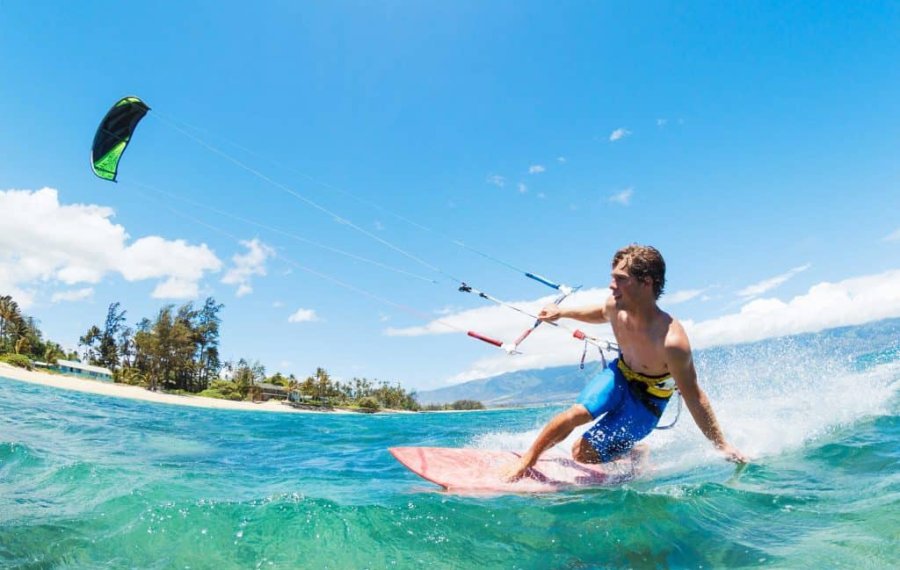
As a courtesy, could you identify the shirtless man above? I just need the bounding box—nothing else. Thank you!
[506,245,745,481]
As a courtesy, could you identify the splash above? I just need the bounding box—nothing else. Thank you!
[467,322,900,479]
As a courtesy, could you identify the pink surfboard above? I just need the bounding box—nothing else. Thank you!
[389,446,643,494]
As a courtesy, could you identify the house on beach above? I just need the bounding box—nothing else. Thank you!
[54,359,113,381]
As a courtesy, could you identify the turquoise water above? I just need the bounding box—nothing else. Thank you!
[1,322,898,569]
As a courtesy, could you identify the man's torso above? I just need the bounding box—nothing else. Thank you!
[606,297,674,377]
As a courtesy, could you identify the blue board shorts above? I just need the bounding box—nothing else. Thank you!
[576,358,669,462]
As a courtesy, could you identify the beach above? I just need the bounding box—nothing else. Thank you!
[0,362,350,414]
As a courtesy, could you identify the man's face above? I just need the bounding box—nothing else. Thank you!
[609,260,648,308]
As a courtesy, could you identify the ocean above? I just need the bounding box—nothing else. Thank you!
[1,320,898,569]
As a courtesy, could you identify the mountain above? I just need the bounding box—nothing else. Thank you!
[416,363,604,406]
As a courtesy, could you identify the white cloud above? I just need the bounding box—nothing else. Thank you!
[487,175,506,188]
[152,277,200,299]
[883,228,900,242]
[609,128,631,142]
[662,288,709,305]
[288,308,319,323]
[537,193,546,199]
[0,188,222,307]
[272,301,285,308]
[528,165,546,174]
[517,183,528,194]
[657,118,668,127]
[557,157,567,163]
[50,287,94,303]
[387,288,614,382]
[120,236,220,283]
[435,305,463,316]
[221,238,275,298]
[2,287,35,309]
[737,264,810,298]
[686,269,900,348]
[608,187,634,206]
[403,268,900,385]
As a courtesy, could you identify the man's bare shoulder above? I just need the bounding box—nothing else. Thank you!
[662,315,692,356]
[661,316,696,376]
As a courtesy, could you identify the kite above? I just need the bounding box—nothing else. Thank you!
[91,96,150,181]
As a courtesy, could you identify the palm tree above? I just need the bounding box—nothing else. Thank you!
[79,325,102,363]
[0,295,24,352]
[315,367,331,403]
[43,342,65,365]
[6,318,29,355]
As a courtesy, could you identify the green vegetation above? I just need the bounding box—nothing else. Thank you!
[422,400,486,411]
[80,299,225,393]
[0,294,482,413]
[282,367,420,411]
[77,299,427,410]
[0,353,33,370]
[0,294,70,365]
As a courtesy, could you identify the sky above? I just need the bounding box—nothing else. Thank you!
[1,1,898,391]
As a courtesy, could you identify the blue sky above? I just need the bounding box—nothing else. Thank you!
[1,1,898,390]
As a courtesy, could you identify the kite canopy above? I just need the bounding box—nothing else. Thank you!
[91,96,150,181]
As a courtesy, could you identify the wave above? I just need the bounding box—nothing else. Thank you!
[466,323,900,484]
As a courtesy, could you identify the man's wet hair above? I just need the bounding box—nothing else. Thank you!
[612,244,666,299]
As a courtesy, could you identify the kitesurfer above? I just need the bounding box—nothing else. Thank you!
[505,245,746,481]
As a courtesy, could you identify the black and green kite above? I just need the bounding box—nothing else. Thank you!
[91,96,150,181]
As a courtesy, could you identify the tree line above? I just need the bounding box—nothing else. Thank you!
[0,294,484,413]
[0,295,73,367]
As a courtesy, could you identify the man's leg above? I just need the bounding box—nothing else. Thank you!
[570,363,627,464]
[572,436,603,463]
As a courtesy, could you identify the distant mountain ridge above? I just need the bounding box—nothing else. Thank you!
[416,363,603,406]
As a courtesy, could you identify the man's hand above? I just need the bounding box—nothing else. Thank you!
[502,458,535,482]
[537,304,562,322]
[717,442,748,464]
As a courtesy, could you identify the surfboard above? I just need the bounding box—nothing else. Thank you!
[389,446,642,494]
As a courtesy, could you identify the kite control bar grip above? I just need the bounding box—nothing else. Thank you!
[467,331,504,348]
[525,272,575,296]
[525,272,561,290]
[573,329,587,340]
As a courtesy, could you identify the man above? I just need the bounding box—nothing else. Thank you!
[505,245,745,481]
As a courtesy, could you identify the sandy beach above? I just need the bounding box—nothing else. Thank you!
[0,362,352,414]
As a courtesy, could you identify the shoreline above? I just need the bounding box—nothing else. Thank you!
[0,363,524,415]
[0,362,356,414]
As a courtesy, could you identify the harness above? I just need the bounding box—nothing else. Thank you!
[616,359,675,399]
[617,359,682,429]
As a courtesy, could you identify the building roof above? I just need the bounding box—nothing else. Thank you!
[56,359,113,376]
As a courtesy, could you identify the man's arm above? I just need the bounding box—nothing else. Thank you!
[503,404,593,481]
[666,330,747,463]
[538,296,611,324]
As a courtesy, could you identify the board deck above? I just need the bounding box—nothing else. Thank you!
[389,446,642,493]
